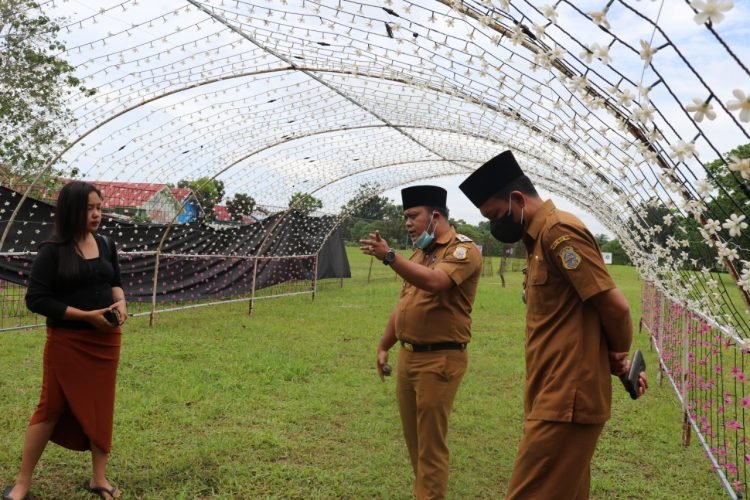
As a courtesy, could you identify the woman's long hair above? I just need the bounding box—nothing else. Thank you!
[51,181,103,279]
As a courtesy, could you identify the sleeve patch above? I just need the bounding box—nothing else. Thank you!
[453,246,468,260]
[550,235,570,251]
[559,246,581,269]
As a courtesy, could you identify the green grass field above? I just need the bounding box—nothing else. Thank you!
[0,247,727,498]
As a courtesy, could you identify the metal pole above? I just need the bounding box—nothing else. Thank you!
[657,291,666,386]
[149,252,160,327]
[682,309,692,446]
[312,254,319,302]
[249,257,259,316]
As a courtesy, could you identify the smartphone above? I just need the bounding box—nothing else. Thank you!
[103,309,120,326]
[623,349,646,400]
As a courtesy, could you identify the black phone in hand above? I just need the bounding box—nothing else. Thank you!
[623,349,646,400]
[103,309,120,326]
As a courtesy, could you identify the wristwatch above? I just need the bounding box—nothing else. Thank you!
[382,248,396,266]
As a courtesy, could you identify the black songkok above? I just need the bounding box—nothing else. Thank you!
[459,150,524,208]
[401,185,447,210]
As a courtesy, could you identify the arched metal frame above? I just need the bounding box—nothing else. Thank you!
[3,0,749,332]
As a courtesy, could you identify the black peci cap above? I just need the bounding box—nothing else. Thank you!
[401,185,447,210]
[459,150,525,208]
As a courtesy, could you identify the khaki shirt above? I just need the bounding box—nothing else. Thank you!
[395,227,482,345]
[522,200,617,424]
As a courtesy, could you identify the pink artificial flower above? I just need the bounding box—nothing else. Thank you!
[726,419,743,430]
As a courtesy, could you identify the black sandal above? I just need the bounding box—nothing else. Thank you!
[2,485,27,500]
[81,481,121,499]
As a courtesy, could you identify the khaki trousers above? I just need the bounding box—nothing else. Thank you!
[506,419,605,500]
[396,348,468,500]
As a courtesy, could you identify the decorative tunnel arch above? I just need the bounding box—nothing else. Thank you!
[2,0,750,494]
[1,0,747,325]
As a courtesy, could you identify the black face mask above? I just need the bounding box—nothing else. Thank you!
[490,196,524,243]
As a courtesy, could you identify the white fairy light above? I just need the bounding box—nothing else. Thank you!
[723,214,748,238]
[689,0,734,25]
[727,89,750,122]
[685,97,717,122]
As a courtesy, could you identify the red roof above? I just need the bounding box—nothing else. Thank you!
[213,205,231,221]
[91,181,170,208]
[170,187,193,203]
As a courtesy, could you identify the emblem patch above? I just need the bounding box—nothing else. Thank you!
[456,233,473,242]
[550,235,570,251]
[453,246,468,260]
[560,246,581,269]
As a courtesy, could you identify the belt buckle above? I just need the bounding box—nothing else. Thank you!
[403,342,414,352]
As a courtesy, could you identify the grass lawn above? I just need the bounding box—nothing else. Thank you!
[0,247,727,499]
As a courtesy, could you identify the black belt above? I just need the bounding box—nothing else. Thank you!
[400,341,467,352]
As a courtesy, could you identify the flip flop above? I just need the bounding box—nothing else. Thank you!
[81,481,121,499]
[2,485,27,500]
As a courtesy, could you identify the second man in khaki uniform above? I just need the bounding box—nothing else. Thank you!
[360,185,482,500]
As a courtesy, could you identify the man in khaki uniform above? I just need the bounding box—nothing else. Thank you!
[359,185,482,500]
[459,151,647,499]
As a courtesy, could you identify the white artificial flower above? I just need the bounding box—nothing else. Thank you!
[588,10,610,29]
[632,103,655,124]
[541,4,558,24]
[741,265,750,282]
[549,46,565,60]
[704,218,721,234]
[531,23,546,38]
[725,247,740,261]
[685,97,717,122]
[689,0,733,25]
[727,89,750,122]
[728,156,750,179]
[579,47,594,64]
[722,213,748,237]
[534,51,552,69]
[570,75,589,92]
[663,214,673,225]
[639,40,655,64]
[592,42,612,64]
[695,179,713,196]
[510,23,525,45]
[670,140,697,162]
[617,88,634,107]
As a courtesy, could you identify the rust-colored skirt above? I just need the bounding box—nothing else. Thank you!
[29,327,121,453]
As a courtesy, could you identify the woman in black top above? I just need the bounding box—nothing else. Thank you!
[3,181,127,500]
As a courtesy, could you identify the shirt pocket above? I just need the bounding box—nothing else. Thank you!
[527,263,555,316]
